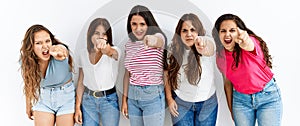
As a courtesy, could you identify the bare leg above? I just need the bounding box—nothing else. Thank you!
[56,113,74,126]
[33,111,55,126]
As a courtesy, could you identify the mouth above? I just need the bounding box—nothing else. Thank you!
[42,50,49,55]
[134,31,144,36]
[224,38,232,44]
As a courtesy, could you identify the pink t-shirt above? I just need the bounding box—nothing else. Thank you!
[124,33,165,86]
[216,36,273,94]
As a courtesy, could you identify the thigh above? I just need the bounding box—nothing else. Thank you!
[172,97,194,126]
[128,98,144,126]
[81,93,99,126]
[33,111,55,126]
[232,91,255,126]
[172,105,194,126]
[196,94,218,126]
[56,113,74,126]
[256,82,282,126]
[100,93,120,126]
[142,95,165,126]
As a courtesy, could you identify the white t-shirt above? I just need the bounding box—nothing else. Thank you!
[174,49,216,102]
[78,46,121,91]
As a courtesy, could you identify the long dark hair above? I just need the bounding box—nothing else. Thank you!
[212,13,272,69]
[168,13,206,90]
[127,5,168,70]
[19,24,73,103]
[87,18,113,53]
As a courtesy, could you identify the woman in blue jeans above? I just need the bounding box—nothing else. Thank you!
[165,13,218,126]
[74,18,121,126]
[121,5,168,126]
[213,13,282,126]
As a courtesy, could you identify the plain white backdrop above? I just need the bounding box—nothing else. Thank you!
[0,0,299,125]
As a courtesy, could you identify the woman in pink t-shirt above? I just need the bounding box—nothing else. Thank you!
[212,14,282,126]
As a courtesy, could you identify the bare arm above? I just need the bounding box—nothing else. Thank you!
[74,68,84,124]
[223,74,233,119]
[25,97,33,120]
[121,69,130,119]
[164,70,179,117]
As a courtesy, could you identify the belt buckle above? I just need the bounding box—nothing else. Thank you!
[93,91,102,98]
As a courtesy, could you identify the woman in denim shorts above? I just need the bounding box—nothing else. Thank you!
[20,24,75,126]
[213,13,282,126]
[74,18,121,126]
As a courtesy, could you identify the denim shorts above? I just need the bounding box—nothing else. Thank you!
[32,81,75,116]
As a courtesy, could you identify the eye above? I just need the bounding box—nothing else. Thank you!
[219,29,226,33]
[229,29,236,33]
[140,23,146,26]
[131,22,137,26]
[94,31,100,36]
[46,39,51,43]
[190,28,196,32]
[182,29,188,33]
[35,41,41,45]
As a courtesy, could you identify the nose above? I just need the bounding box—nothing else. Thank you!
[42,42,49,49]
[186,30,192,36]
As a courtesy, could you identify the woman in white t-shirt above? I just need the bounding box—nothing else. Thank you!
[74,18,121,126]
[165,13,218,126]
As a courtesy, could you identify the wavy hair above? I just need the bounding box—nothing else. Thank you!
[19,24,73,103]
[167,13,206,90]
[212,13,272,69]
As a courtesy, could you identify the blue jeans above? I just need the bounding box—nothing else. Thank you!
[233,78,282,126]
[81,92,120,126]
[127,84,165,126]
[171,92,218,126]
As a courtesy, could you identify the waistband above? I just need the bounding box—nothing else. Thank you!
[84,86,116,98]
[41,80,73,91]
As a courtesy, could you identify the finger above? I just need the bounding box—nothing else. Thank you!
[236,27,242,35]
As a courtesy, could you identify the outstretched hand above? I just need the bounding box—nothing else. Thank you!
[95,38,111,55]
[234,27,254,51]
[195,36,207,52]
[49,44,68,60]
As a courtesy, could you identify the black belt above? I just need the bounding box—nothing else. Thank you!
[84,86,116,98]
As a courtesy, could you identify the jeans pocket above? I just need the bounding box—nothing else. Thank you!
[63,83,75,94]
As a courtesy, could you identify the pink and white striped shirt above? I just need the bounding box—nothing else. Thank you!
[124,33,165,86]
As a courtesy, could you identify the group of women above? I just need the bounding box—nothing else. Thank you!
[20,4,282,126]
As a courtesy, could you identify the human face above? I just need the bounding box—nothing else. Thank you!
[180,20,198,48]
[130,15,148,40]
[92,25,108,45]
[33,30,52,61]
[219,20,239,51]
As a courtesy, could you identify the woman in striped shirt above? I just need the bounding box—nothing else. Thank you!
[121,5,168,126]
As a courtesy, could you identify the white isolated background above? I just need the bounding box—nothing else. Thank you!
[0,0,299,126]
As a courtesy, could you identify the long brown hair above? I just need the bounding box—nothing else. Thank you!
[19,24,73,103]
[167,13,206,90]
[212,14,272,69]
